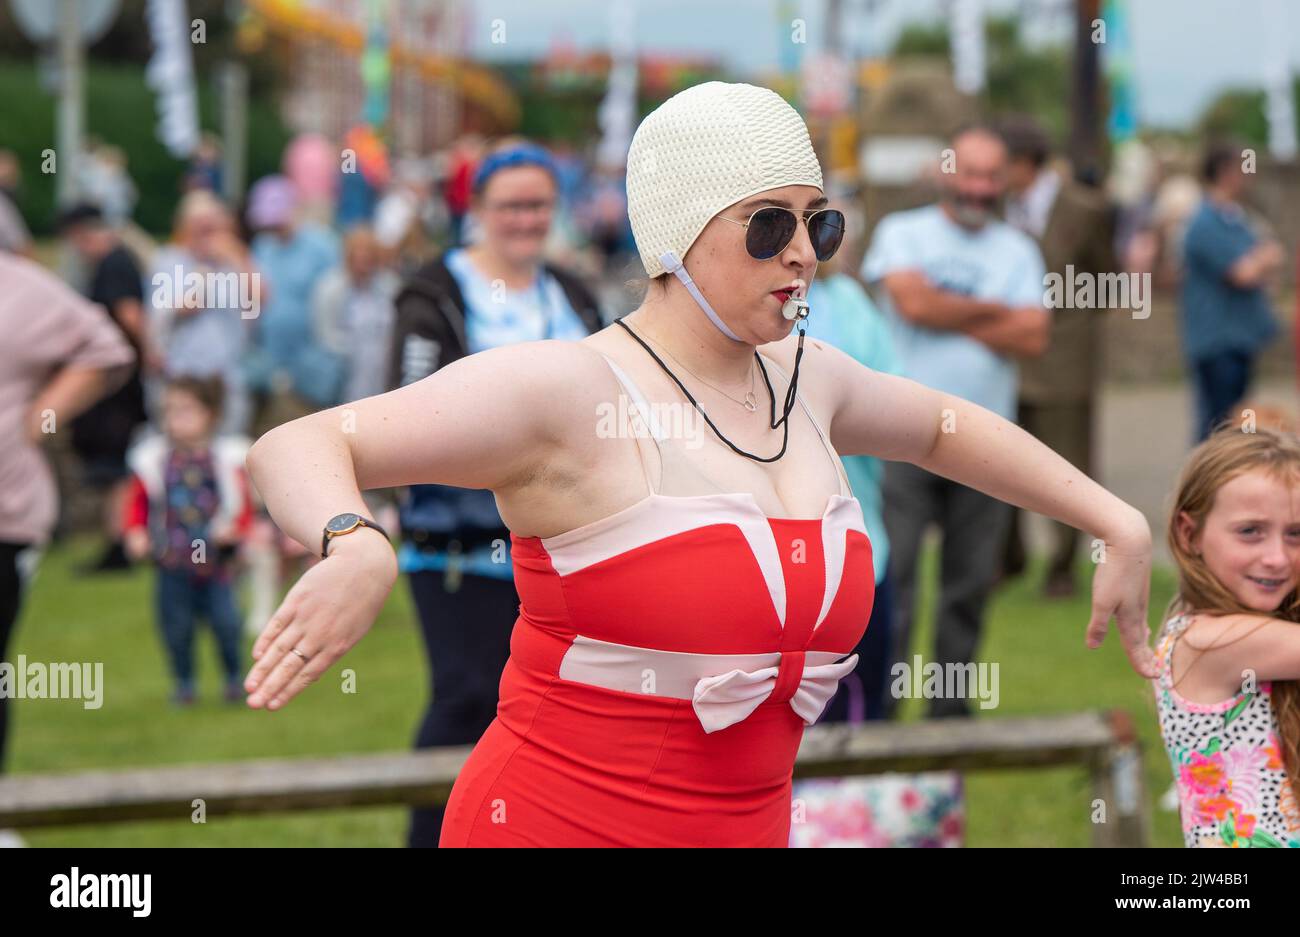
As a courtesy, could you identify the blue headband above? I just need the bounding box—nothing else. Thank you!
[472,145,558,194]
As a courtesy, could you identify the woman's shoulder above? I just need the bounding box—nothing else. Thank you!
[758,327,846,374]
[758,329,859,416]
[454,335,616,399]
[569,327,663,389]
[400,251,458,295]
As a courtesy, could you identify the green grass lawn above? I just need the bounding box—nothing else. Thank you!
[7,535,1183,847]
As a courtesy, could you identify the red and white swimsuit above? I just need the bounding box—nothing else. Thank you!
[439,351,874,846]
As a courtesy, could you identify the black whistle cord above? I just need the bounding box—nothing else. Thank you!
[613,316,807,464]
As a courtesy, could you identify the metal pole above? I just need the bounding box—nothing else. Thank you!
[1070,0,1103,186]
[825,0,843,56]
[221,61,249,204]
[56,0,85,206]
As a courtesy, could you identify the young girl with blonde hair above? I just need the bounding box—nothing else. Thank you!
[1157,425,1300,847]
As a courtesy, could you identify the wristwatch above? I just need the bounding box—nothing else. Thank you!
[321,513,390,558]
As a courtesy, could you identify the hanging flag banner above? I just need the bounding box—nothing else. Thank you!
[596,0,637,169]
[1263,0,1297,162]
[145,0,200,157]
[776,0,801,79]
[361,0,392,128]
[951,0,985,95]
[1102,0,1138,144]
[800,51,851,117]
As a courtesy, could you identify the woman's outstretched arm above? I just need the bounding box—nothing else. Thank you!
[813,339,1157,678]
[241,339,589,710]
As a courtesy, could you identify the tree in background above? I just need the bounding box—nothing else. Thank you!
[891,15,1072,144]
[1199,79,1300,151]
[0,0,289,236]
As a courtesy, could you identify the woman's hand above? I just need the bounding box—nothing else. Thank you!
[244,530,397,710]
[1085,513,1158,679]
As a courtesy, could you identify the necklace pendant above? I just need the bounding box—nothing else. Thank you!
[743,391,757,411]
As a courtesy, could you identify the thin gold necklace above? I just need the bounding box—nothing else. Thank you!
[636,325,759,411]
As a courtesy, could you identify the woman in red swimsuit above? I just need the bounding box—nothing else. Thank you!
[242,82,1158,847]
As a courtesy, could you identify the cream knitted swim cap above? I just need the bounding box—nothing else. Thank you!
[625,81,824,279]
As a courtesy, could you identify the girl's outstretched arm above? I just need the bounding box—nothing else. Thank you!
[815,340,1157,678]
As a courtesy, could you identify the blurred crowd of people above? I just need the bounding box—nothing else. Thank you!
[0,127,636,847]
[0,107,1291,847]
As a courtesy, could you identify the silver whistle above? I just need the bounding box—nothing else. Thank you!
[781,295,810,321]
[781,280,810,321]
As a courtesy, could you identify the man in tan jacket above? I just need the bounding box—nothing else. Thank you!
[998,116,1116,598]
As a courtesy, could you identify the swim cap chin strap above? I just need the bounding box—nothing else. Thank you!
[659,251,744,343]
[649,249,809,458]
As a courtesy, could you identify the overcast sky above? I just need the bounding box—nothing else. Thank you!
[466,0,1300,128]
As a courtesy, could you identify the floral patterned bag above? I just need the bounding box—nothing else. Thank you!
[790,676,965,847]
[789,772,965,847]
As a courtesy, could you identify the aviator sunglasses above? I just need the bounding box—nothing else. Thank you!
[717,205,846,261]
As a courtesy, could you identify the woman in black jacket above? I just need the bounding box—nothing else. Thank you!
[387,142,603,847]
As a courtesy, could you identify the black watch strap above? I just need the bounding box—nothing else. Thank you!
[321,514,390,558]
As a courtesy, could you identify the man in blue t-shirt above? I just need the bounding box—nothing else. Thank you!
[861,124,1049,719]
[1181,141,1283,442]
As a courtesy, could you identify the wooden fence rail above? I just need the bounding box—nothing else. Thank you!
[0,709,1148,846]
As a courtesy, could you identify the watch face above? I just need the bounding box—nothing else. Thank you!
[327,513,361,534]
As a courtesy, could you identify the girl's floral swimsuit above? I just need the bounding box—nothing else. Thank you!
[1154,611,1300,847]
